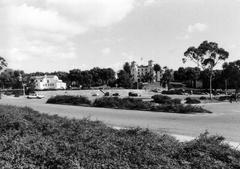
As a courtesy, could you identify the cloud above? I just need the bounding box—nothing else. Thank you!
[177,23,208,40]
[1,0,137,70]
[101,48,111,55]
[176,34,190,40]
[187,23,208,33]
[143,0,158,6]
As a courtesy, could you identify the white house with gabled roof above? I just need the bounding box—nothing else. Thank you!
[34,75,66,90]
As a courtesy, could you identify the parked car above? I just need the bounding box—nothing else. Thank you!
[128,92,140,97]
[92,93,99,96]
[27,93,44,99]
[152,88,161,93]
[112,93,120,97]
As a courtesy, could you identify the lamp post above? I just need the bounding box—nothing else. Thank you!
[19,74,25,96]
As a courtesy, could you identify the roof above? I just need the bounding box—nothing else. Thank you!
[138,65,148,68]
[33,75,57,79]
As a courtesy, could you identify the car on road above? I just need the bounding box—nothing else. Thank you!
[92,93,99,96]
[128,92,141,97]
[27,93,45,99]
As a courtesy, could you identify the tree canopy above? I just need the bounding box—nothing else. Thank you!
[183,41,229,98]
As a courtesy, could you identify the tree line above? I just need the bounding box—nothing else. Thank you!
[0,41,240,94]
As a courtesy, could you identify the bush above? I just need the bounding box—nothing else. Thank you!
[104,92,110,96]
[93,97,209,114]
[162,89,184,95]
[93,97,151,110]
[151,95,181,104]
[151,94,172,104]
[199,96,207,100]
[171,98,181,104]
[218,95,231,101]
[185,97,201,104]
[46,95,91,105]
[0,105,236,168]
[151,104,211,114]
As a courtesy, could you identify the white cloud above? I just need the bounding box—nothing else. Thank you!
[176,34,190,40]
[143,0,157,6]
[187,23,208,33]
[101,48,111,55]
[1,0,137,70]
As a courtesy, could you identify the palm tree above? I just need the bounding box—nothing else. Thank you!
[153,64,161,82]
[0,56,7,99]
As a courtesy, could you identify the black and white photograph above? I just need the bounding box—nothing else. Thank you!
[0,0,240,168]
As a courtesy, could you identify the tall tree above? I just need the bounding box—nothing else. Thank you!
[183,40,229,99]
[222,60,240,94]
[153,64,161,81]
[160,66,174,90]
[185,67,201,88]
[0,56,7,98]
[0,56,7,71]
[174,67,186,82]
[117,70,132,88]
[123,62,131,75]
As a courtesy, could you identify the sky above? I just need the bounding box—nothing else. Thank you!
[1,0,240,73]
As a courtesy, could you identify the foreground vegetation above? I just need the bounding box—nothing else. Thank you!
[0,105,239,168]
[46,95,91,105]
[47,95,211,114]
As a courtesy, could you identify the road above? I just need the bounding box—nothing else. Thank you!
[0,96,240,143]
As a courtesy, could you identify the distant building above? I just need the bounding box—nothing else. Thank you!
[34,75,66,90]
[130,60,161,83]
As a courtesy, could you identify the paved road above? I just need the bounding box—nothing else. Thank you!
[1,96,240,143]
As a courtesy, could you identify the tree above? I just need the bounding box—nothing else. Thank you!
[183,41,229,99]
[123,62,131,75]
[174,67,186,82]
[141,72,154,83]
[117,70,132,88]
[0,57,7,98]
[160,66,174,90]
[222,60,240,94]
[0,56,7,71]
[185,67,201,88]
[153,64,161,81]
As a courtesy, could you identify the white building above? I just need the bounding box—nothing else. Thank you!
[34,75,66,90]
[130,60,161,83]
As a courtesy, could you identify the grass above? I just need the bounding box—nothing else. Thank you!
[0,105,239,168]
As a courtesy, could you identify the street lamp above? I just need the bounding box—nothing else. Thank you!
[19,74,25,96]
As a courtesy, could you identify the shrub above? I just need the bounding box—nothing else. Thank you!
[171,98,181,104]
[218,95,231,101]
[46,95,91,105]
[93,97,209,114]
[162,90,184,95]
[151,94,172,104]
[151,95,181,104]
[185,97,201,104]
[4,91,13,96]
[199,96,207,100]
[151,104,211,114]
[0,105,235,169]
[93,97,151,110]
